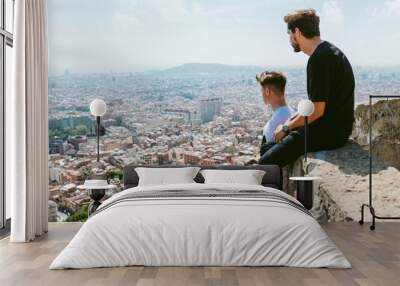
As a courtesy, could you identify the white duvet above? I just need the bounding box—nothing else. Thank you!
[50,183,351,269]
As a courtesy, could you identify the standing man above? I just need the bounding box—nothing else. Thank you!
[259,9,355,167]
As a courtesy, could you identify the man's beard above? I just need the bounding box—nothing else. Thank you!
[291,41,300,53]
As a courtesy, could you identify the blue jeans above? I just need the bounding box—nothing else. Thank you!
[259,128,349,167]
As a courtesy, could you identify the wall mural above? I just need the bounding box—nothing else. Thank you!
[47,0,400,222]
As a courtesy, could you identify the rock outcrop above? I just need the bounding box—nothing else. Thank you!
[282,156,328,223]
[282,158,304,197]
[306,141,400,222]
[352,98,400,169]
[295,99,400,222]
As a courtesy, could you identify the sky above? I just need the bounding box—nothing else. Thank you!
[47,0,400,75]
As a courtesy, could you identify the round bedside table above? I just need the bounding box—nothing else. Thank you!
[289,176,321,210]
[77,180,116,216]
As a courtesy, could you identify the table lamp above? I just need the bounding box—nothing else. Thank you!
[90,99,107,162]
[289,99,317,210]
[297,99,315,173]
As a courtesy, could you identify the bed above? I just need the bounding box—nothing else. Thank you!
[50,165,350,269]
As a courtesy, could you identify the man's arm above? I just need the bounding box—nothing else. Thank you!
[287,101,326,130]
[273,101,326,142]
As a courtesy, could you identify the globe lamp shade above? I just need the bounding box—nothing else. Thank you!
[90,99,107,117]
[297,99,314,117]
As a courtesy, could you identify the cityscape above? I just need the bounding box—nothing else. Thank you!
[47,63,400,221]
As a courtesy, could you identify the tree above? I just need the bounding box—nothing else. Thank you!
[76,124,89,135]
[106,169,123,181]
[65,205,88,222]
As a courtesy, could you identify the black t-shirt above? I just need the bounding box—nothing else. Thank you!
[306,41,355,139]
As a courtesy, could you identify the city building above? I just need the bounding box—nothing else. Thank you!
[198,97,223,124]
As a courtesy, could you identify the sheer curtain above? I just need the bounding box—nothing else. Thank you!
[7,0,48,242]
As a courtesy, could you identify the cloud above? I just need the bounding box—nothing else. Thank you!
[47,0,400,74]
[371,0,400,18]
[116,0,193,24]
[321,0,344,25]
[385,0,400,16]
[191,1,202,14]
[113,12,141,30]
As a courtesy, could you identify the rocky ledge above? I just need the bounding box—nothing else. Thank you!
[307,140,400,222]
[290,99,400,222]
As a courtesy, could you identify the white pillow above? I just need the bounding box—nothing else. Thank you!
[135,167,201,186]
[200,169,266,185]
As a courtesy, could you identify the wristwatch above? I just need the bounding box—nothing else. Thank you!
[282,124,290,135]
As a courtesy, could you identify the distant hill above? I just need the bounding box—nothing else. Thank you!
[162,63,264,74]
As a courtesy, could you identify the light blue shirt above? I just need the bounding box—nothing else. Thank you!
[263,106,293,142]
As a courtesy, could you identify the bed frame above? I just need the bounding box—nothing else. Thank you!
[123,164,283,190]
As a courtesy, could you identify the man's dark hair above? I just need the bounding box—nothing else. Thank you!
[256,71,286,93]
[284,9,320,38]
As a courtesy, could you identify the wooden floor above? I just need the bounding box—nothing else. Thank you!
[0,222,399,286]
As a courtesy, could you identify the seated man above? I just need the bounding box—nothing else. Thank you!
[258,9,355,167]
[256,71,293,156]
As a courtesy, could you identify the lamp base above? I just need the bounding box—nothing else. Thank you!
[87,189,106,216]
[296,180,314,210]
[289,177,320,210]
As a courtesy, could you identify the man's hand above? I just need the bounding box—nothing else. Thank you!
[273,125,286,143]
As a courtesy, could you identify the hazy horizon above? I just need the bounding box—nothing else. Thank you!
[49,62,400,77]
[48,0,400,75]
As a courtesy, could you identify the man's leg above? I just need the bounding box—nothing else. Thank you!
[258,131,305,167]
[260,141,276,156]
[245,141,277,166]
